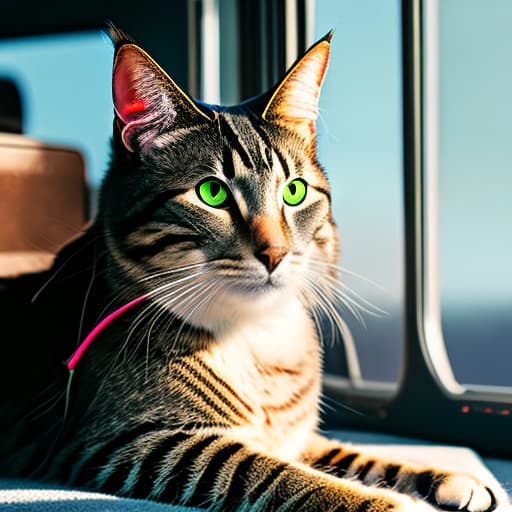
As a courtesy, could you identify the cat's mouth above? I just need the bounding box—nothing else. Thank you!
[238,275,285,293]
[215,263,289,295]
[220,275,284,296]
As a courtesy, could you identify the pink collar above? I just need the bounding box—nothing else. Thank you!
[66,294,147,371]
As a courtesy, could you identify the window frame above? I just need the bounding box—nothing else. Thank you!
[422,0,512,396]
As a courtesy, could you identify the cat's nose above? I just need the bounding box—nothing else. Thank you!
[251,214,289,273]
[256,245,288,273]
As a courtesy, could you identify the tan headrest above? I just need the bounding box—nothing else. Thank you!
[0,133,88,277]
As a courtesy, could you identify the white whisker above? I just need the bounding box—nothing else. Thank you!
[76,244,98,346]
[289,254,387,322]
[127,274,211,352]
[173,278,221,342]
[307,257,386,292]
[320,272,388,316]
[308,272,366,327]
[301,273,362,382]
[94,261,211,320]
[322,279,385,320]
[301,274,339,346]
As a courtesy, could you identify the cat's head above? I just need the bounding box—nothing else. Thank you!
[98,29,339,333]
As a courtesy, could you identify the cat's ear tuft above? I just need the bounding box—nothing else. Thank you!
[112,41,216,152]
[105,22,136,51]
[262,32,332,139]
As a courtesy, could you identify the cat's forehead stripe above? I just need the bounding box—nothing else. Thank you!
[220,113,293,181]
[245,116,291,179]
[256,136,272,172]
[274,148,291,179]
[221,144,236,179]
[218,115,255,171]
[262,145,273,171]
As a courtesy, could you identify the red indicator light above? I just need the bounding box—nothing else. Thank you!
[484,407,493,414]
[500,409,510,416]
[461,405,470,414]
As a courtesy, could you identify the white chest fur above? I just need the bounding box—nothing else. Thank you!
[221,296,315,364]
[200,296,321,462]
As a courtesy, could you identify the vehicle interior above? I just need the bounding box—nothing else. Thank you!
[1,0,511,510]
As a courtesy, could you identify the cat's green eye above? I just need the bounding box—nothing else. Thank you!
[283,178,307,206]
[196,178,229,208]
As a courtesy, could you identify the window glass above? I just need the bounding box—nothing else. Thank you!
[438,0,512,387]
[315,0,403,382]
[0,32,113,194]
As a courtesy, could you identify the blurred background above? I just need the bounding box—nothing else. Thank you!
[0,0,510,388]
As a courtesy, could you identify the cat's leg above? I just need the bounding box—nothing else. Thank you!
[302,433,499,512]
[72,430,435,512]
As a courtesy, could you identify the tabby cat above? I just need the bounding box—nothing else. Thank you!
[0,29,500,512]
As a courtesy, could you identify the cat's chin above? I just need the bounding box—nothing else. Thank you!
[228,276,285,295]
[169,276,297,334]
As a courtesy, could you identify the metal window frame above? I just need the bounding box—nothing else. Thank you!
[235,0,310,101]
[322,0,512,457]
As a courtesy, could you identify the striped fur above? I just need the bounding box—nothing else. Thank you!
[0,31,499,512]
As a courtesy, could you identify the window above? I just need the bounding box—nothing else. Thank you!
[435,0,512,388]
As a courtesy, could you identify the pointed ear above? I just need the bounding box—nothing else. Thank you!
[112,43,216,152]
[262,32,332,139]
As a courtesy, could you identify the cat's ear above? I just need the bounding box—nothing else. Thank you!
[112,40,216,152]
[261,32,332,139]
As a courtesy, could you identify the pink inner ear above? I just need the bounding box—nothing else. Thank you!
[123,99,146,117]
[113,48,146,124]
[263,40,330,138]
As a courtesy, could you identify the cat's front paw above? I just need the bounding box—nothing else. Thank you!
[418,472,497,512]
